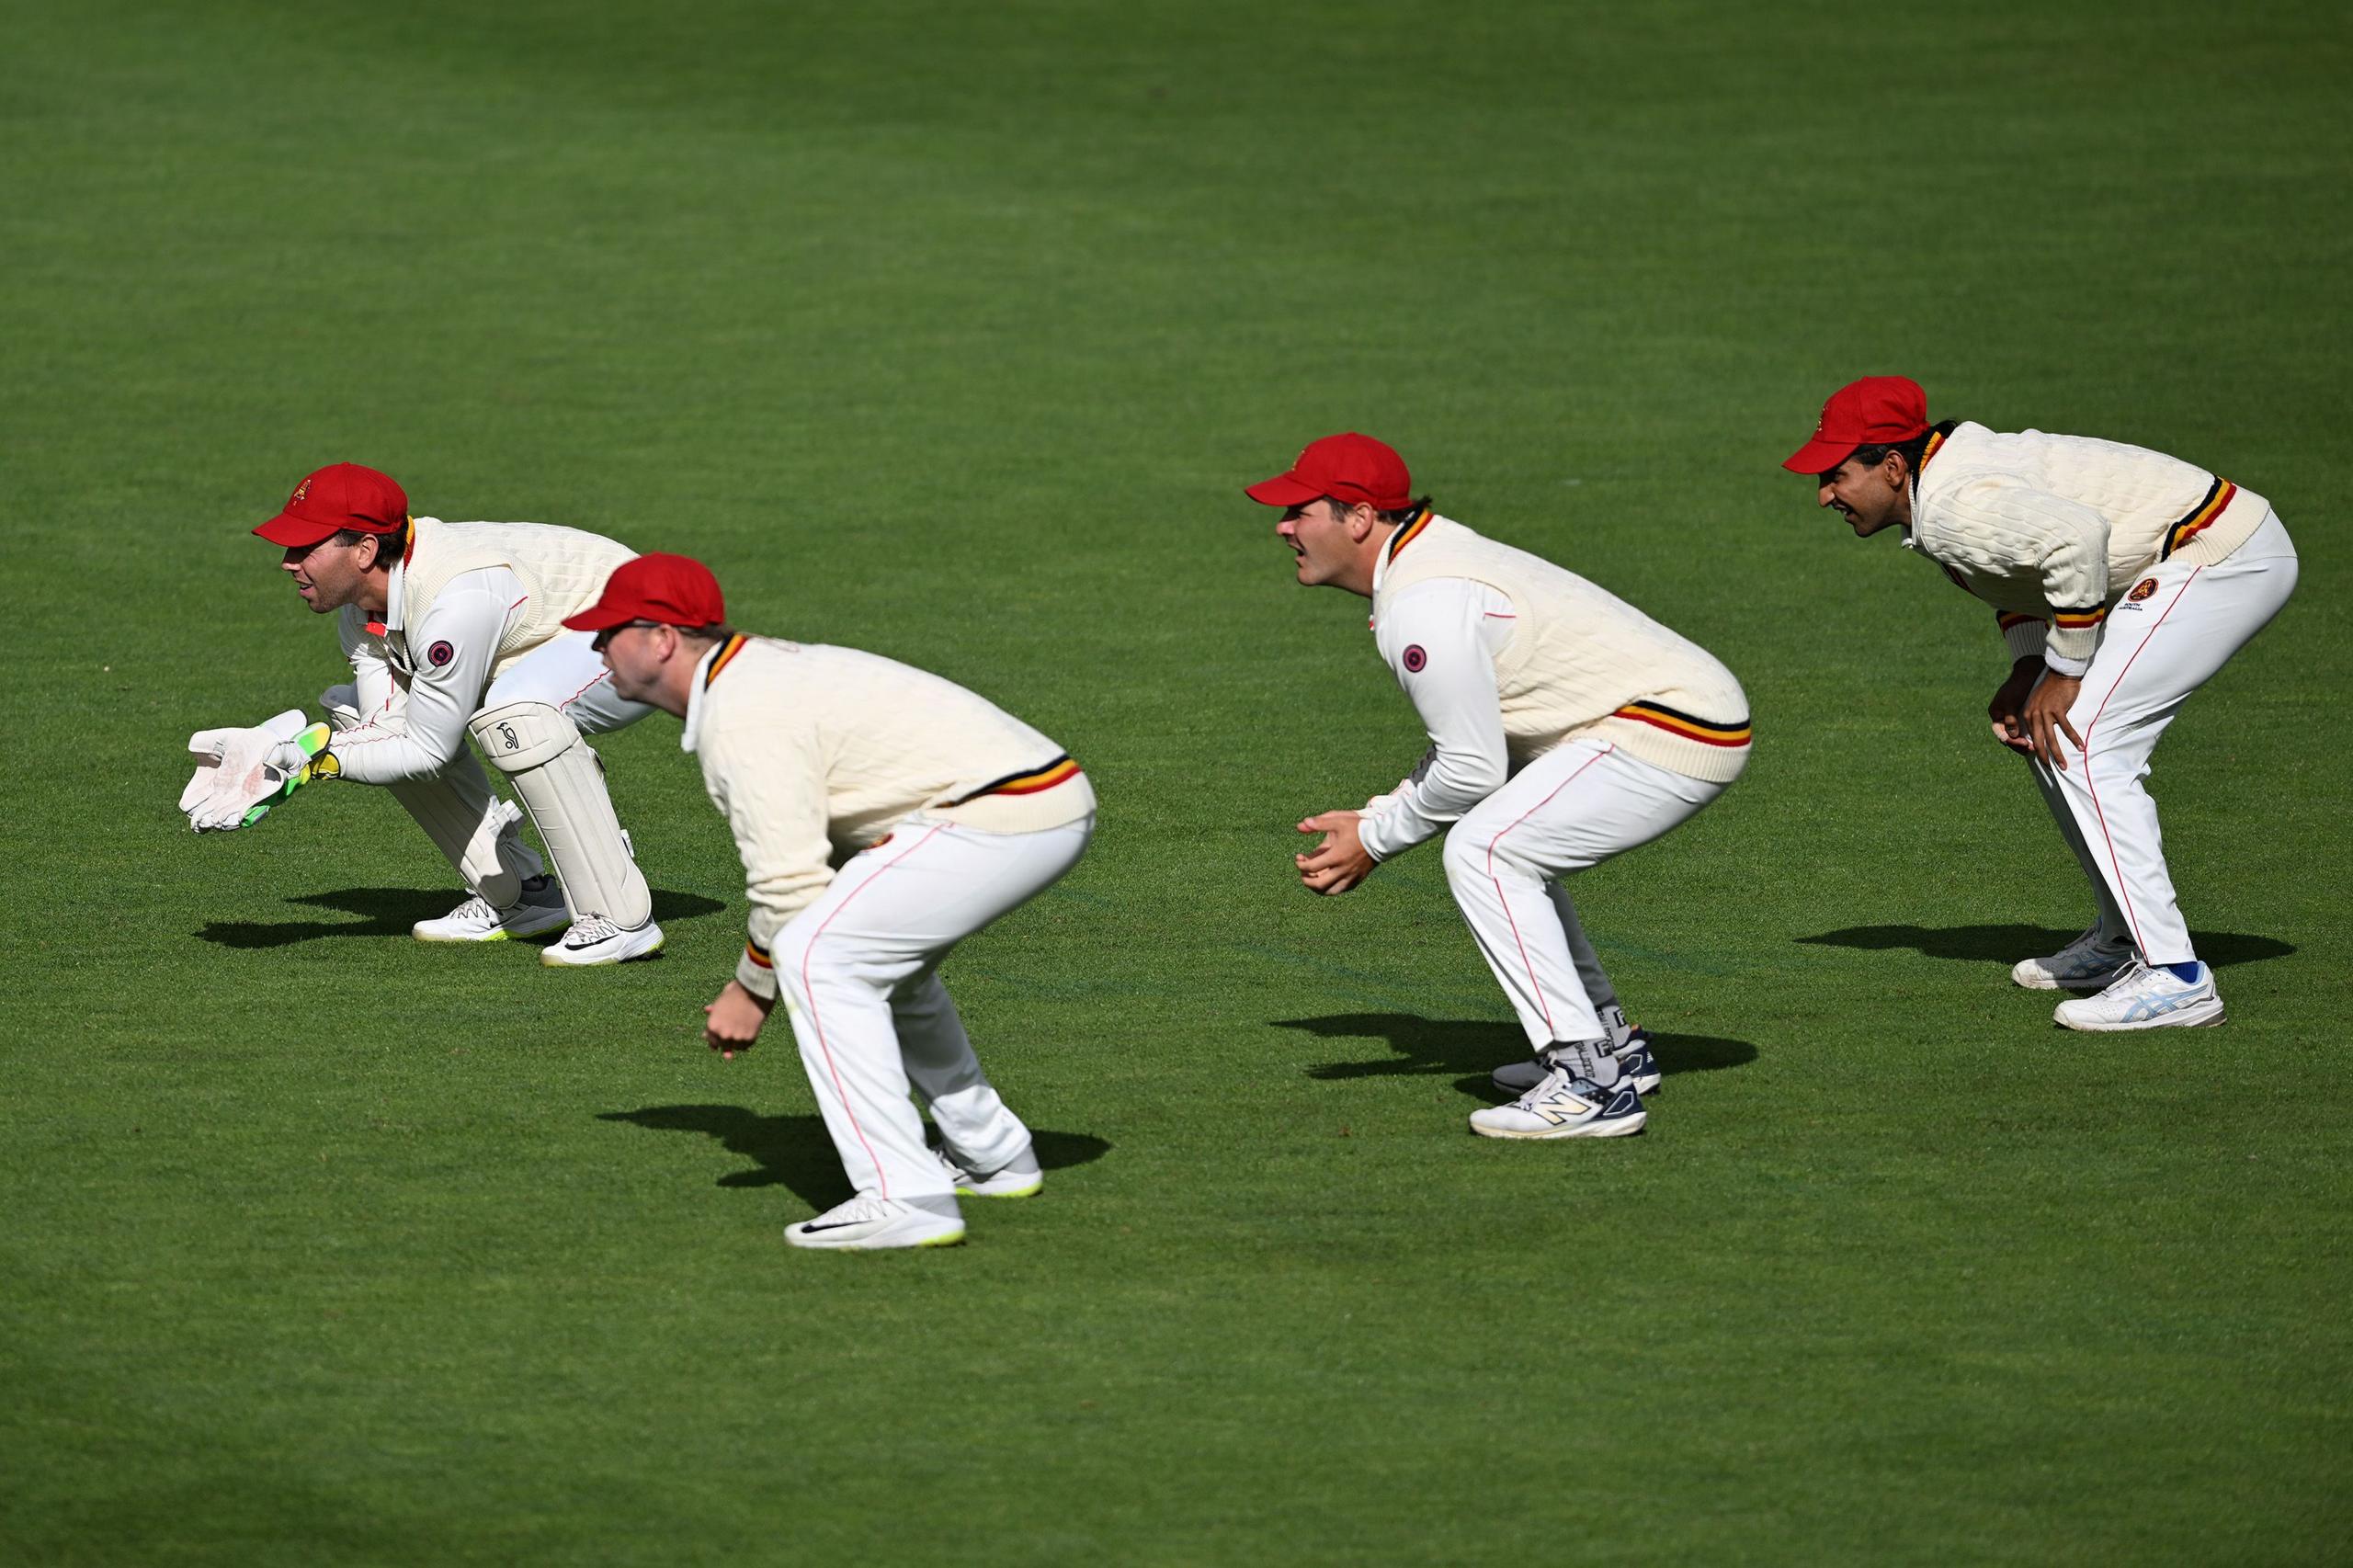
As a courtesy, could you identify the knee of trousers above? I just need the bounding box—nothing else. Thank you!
[320,684,363,733]
[771,924,899,1002]
[2052,738,2151,803]
[469,699,585,773]
[1441,818,1537,891]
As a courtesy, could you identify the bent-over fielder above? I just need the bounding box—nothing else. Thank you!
[1789,376,2298,1028]
[182,462,665,964]
[1253,434,1752,1140]
[569,553,1096,1250]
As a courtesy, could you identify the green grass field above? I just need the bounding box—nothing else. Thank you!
[5,1,2348,1562]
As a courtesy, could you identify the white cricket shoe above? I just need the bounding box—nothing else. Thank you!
[1494,1028,1661,1096]
[1470,1067,1647,1141]
[413,876,572,943]
[2013,927,2137,991]
[540,915,665,967]
[937,1146,1043,1199]
[2054,961,2225,1032]
[784,1194,966,1250]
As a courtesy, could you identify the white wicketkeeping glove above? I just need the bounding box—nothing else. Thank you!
[180,710,337,832]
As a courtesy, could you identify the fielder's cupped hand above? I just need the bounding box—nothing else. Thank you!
[1295,810,1376,895]
[704,980,775,1059]
[180,709,311,831]
[1986,660,2040,756]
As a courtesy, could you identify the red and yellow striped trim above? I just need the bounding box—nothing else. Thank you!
[702,633,750,687]
[1919,428,1949,469]
[1611,700,1752,749]
[2051,605,2108,631]
[744,937,772,971]
[2162,478,2236,560]
[1383,507,1435,562]
[952,755,1083,804]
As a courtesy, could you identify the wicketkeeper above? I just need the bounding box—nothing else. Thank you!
[179,462,666,965]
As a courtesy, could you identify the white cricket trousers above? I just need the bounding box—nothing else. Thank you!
[2031,510,2297,966]
[1440,740,1730,1051]
[770,814,1094,1207]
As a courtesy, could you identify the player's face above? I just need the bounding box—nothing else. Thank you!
[1277,499,1356,587]
[596,621,669,704]
[280,535,376,613]
[1817,453,1907,537]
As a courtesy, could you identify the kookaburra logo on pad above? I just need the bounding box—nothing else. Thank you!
[497,722,520,750]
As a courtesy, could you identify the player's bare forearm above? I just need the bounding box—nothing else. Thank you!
[1295,809,1376,895]
[704,981,775,1058]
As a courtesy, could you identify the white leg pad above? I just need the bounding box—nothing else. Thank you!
[469,699,650,928]
[324,686,542,904]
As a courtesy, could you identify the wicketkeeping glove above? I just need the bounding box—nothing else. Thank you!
[180,710,341,833]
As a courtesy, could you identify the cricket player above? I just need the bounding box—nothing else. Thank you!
[181,462,665,965]
[1787,377,2299,1029]
[567,553,1096,1250]
[1253,433,1752,1140]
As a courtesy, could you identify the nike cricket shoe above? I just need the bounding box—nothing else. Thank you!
[1470,1067,1647,1141]
[1493,1028,1662,1096]
[784,1194,966,1250]
[937,1146,1043,1199]
[540,915,665,967]
[2054,961,2225,1032]
[2012,926,2137,992]
[413,876,572,943]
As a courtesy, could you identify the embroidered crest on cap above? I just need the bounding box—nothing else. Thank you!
[427,640,456,667]
[1402,644,1427,673]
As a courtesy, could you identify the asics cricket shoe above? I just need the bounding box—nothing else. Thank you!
[2054,961,2225,1032]
[540,915,665,967]
[1470,1067,1647,1141]
[413,876,571,943]
[2012,927,2136,992]
[784,1194,966,1250]
[1494,1028,1662,1096]
[937,1146,1043,1199]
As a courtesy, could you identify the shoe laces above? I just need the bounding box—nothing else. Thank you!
[445,893,497,924]
[812,1194,897,1226]
[564,915,623,945]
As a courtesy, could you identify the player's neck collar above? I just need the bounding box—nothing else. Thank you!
[701,632,750,689]
[1382,506,1435,563]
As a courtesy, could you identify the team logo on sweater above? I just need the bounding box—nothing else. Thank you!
[427,640,455,667]
[2128,578,2159,603]
[1402,644,1427,673]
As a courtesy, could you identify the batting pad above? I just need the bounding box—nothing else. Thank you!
[470,699,649,927]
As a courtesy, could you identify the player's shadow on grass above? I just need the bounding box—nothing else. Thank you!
[1276,1014,1756,1096]
[195,885,726,948]
[1797,924,2294,970]
[599,1105,1112,1210]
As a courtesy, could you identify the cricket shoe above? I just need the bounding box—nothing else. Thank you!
[1493,1028,1662,1096]
[784,1194,966,1250]
[2013,926,2137,992]
[2054,961,2225,1032]
[937,1146,1043,1199]
[1470,1067,1646,1141]
[540,915,665,967]
[413,876,571,943]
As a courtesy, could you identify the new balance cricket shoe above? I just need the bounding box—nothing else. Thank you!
[1493,1028,1662,1096]
[1469,1068,1647,1141]
[2012,926,2137,992]
[937,1146,1043,1199]
[784,1194,966,1250]
[540,915,665,967]
[413,876,571,943]
[2053,961,2225,1032]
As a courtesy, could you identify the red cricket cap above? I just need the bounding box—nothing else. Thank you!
[1782,377,1929,474]
[254,462,410,548]
[562,552,726,632]
[1245,432,1415,511]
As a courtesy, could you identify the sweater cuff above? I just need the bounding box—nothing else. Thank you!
[736,937,779,1001]
[1998,613,2048,664]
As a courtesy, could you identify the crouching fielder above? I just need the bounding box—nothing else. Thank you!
[570,554,1096,1251]
[1251,434,1750,1142]
[193,463,666,965]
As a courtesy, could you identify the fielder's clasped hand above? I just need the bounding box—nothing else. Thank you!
[1295,810,1376,895]
[704,980,775,1059]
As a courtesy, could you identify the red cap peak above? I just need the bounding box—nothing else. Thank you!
[255,463,409,548]
[1782,378,1928,475]
[1245,432,1415,511]
[562,552,726,632]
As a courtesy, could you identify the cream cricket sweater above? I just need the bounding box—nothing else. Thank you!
[379,517,639,678]
[1370,515,1752,783]
[1908,422,2269,674]
[681,635,1096,999]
